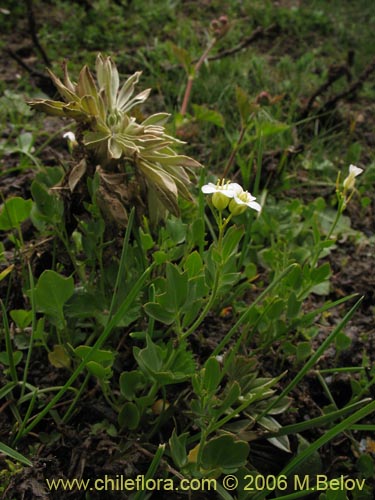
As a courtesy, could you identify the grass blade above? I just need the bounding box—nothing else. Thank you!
[0,441,32,467]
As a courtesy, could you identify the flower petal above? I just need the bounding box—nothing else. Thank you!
[201,183,218,194]
[349,164,363,177]
[248,201,262,212]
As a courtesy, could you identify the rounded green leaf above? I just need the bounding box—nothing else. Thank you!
[0,197,32,230]
[34,270,74,327]
[118,402,140,430]
[202,435,249,472]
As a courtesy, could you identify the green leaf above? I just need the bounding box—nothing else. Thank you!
[119,370,146,400]
[10,309,33,329]
[168,42,192,73]
[139,228,154,251]
[313,262,331,284]
[191,218,205,247]
[48,344,71,369]
[118,402,140,430]
[144,302,175,325]
[356,454,374,479]
[169,430,188,468]
[166,263,188,309]
[17,132,34,153]
[75,346,114,381]
[86,360,112,380]
[311,280,330,296]
[133,335,164,374]
[75,346,114,365]
[222,226,243,261]
[31,180,64,223]
[201,435,249,472]
[0,350,23,366]
[184,251,204,278]
[236,86,257,124]
[296,342,312,362]
[0,197,32,230]
[192,104,225,128]
[335,332,352,351]
[0,441,32,467]
[34,271,74,328]
[285,264,303,289]
[287,292,301,319]
[203,357,221,394]
[256,121,289,137]
[134,337,195,385]
[213,382,241,418]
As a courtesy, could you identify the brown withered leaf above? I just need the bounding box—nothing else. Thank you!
[95,166,131,228]
[68,158,87,192]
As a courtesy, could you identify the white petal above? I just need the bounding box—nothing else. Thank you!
[248,201,262,212]
[349,164,363,177]
[201,183,218,194]
[63,131,76,142]
[228,182,243,195]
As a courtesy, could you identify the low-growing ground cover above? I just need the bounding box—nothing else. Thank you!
[0,1,374,499]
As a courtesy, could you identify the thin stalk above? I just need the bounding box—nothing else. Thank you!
[14,389,38,444]
[253,132,264,196]
[61,373,90,423]
[180,38,217,116]
[309,193,345,270]
[108,207,135,318]
[20,264,36,399]
[1,300,18,384]
[181,211,229,340]
[221,125,246,180]
[134,444,165,500]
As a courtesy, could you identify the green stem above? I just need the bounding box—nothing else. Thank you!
[1,300,18,384]
[310,192,345,269]
[62,373,90,423]
[20,265,36,399]
[180,38,217,116]
[221,125,246,180]
[181,213,229,341]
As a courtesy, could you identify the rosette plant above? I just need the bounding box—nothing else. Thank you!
[28,54,200,225]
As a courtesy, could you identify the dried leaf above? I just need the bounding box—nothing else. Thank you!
[68,158,87,192]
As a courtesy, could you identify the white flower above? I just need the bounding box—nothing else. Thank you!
[63,131,78,151]
[63,131,76,141]
[229,190,261,215]
[201,180,243,210]
[343,164,363,191]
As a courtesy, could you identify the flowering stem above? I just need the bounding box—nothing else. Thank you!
[310,192,345,270]
[181,262,221,341]
[221,124,246,180]
[181,210,230,341]
[180,38,217,116]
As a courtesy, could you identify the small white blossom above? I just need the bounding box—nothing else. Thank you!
[63,131,78,151]
[201,180,242,210]
[229,190,261,215]
[343,164,363,191]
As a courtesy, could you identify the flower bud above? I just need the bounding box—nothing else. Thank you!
[343,164,363,191]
